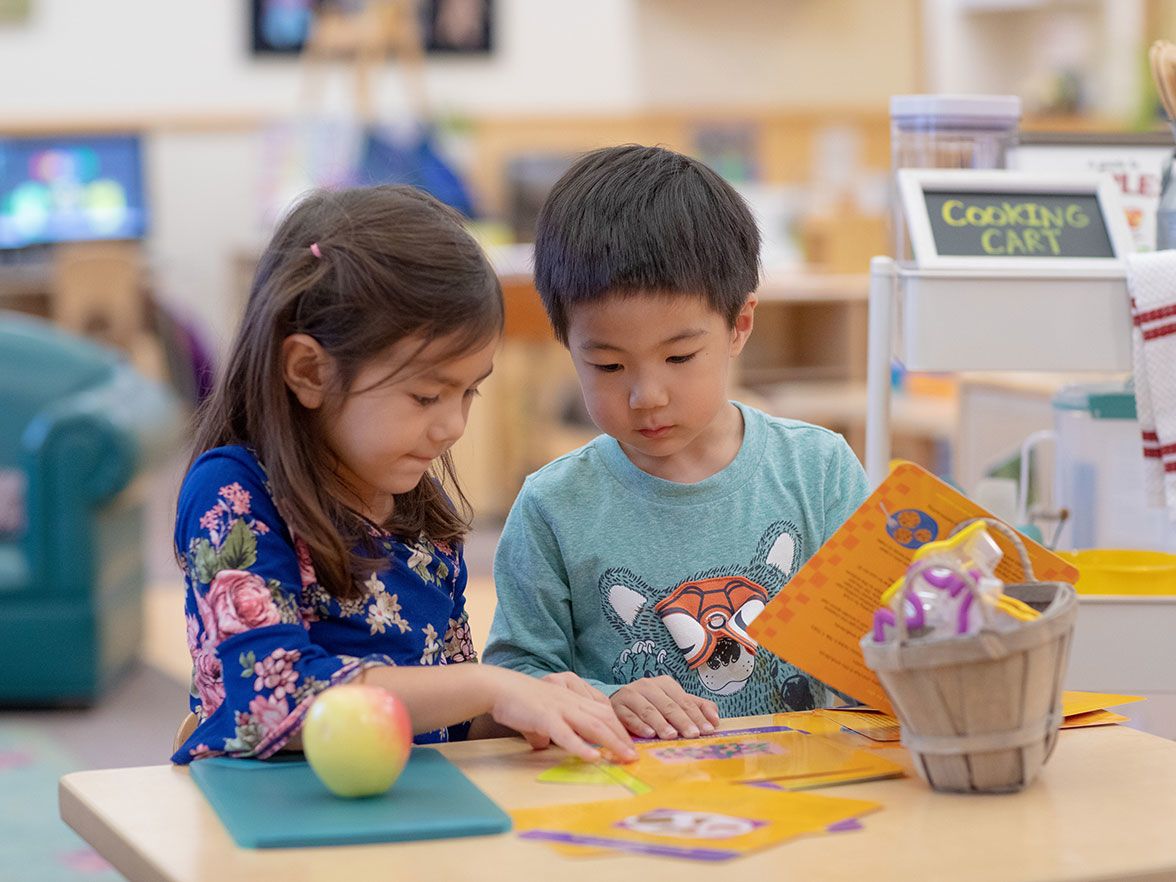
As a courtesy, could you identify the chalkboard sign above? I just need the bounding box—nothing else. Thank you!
[897,170,1131,270]
[923,191,1114,258]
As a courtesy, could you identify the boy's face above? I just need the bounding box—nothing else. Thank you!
[565,292,755,477]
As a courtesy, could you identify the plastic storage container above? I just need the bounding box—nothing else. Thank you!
[890,94,1022,260]
[1057,549,1176,594]
[1052,383,1176,553]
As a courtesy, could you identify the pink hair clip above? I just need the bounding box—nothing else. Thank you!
[309,242,322,259]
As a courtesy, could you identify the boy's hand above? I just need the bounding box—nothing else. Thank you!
[542,671,611,705]
[487,668,637,764]
[610,675,720,739]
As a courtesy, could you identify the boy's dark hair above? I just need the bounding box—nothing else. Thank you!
[533,144,761,344]
[189,185,502,600]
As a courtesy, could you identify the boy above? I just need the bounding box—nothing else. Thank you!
[483,145,869,740]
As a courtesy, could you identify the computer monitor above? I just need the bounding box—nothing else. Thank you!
[0,133,149,250]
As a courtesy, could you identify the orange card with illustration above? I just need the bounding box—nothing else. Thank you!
[747,462,1079,714]
[513,784,880,862]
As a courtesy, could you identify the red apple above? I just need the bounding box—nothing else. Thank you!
[302,683,413,798]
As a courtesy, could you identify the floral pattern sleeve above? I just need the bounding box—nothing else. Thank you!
[436,539,476,741]
[172,448,391,764]
[442,541,477,666]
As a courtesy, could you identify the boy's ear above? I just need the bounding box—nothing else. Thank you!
[282,333,333,410]
[729,295,757,356]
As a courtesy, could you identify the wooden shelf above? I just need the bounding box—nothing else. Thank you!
[763,378,957,473]
[763,380,956,436]
[0,112,266,136]
[758,270,869,303]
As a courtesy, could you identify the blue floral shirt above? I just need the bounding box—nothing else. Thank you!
[171,445,477,764]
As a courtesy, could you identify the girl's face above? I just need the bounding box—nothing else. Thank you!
[322,333,497,521]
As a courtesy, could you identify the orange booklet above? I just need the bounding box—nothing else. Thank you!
[747,462,1079,713]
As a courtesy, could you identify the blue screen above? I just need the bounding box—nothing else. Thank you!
[0,134,148,250]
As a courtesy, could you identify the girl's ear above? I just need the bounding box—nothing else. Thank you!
[282,333,333,410]
[729,295,757,356]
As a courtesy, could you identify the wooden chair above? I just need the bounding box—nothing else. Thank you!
[50,242,145,349]
[172,712,198,754]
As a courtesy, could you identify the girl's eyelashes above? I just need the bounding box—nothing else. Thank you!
[590,363,623,373]
[667,352,698,364]
[413,387,481,406]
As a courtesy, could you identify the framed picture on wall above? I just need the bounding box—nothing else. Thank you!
[421,0,492,53]
[251,0,493,56]
[1011,130,1173,252]
[251,0,313,54]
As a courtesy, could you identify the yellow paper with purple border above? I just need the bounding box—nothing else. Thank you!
[622,725,903,791]
[514,783,880,862]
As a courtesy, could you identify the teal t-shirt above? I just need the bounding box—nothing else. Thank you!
[483,402,869,718]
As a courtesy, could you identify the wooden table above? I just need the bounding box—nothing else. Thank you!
[60,716,1176,882]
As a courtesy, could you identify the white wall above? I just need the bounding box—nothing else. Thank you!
[2,0,930,350]
[1,0,644,350]
[635,0,920,109]
[0,0,641,117]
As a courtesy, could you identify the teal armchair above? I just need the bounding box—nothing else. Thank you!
[0,311,182,704]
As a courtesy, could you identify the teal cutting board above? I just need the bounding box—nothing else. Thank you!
[190,747,512,849]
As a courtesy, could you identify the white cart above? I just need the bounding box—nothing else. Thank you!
[866,169,1176,738]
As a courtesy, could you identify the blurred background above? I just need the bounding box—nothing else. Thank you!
[3,1,1176,875]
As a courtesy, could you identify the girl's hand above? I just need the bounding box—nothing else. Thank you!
[541,671,612,705]
[487,668,637,763]
[610,675,720,740]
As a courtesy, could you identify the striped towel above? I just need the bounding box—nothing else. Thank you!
[1126,251,1176,519]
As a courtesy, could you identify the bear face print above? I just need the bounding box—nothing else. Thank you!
[600,520,827,716]
[654,576,767,695]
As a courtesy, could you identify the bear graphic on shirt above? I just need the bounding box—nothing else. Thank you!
[600,520,826,717]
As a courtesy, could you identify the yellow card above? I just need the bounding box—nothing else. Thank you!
[598,763,653,794]
[747,462,1079,713]
[622,727,903,791]
[1060,709,1131,729]
[814,693,1138,739]
[514,783,880,861]
[1061,691,1146,717]
[537,757,619,786]
[771,710,849,738]
[817,709,902,742]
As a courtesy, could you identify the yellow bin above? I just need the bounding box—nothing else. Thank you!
[1058,549,1176,595]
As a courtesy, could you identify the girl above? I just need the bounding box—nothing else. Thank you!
[171,185,634,765]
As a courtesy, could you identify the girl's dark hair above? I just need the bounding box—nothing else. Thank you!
[189,185,503,600]
[533,144,761,344]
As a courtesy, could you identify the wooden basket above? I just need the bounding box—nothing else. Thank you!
[859,519,1078,793]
